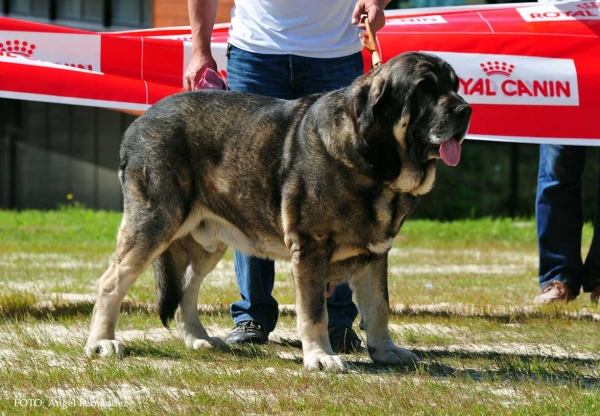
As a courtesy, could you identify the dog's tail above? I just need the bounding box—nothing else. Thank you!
[155,246,185,327]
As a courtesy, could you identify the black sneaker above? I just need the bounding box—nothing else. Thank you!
[328,325,363,353]
[225,320,269,345]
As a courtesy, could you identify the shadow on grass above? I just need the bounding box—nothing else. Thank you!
[417,348,600,366]
[272,338,303,349]
[124,342,191,360]
[124,340,303,364]
[121,336,600,391]
[344,349,600,390]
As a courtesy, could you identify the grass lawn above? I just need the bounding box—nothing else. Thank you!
[0,207,599,415]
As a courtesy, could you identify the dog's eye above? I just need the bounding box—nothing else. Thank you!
[452,77,459,92]
[419,79,437,94]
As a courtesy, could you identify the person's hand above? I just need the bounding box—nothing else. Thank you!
[351,0,387,33]
[184,52,217,91]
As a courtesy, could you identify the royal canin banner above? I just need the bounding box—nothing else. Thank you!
[1,1,599,145]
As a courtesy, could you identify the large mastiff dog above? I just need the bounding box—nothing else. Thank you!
[85,52,471,371]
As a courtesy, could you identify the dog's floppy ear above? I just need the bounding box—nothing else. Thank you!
[353,75,389,139]
[351,73,404,183]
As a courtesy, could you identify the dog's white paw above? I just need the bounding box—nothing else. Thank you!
[304,351,348,372]
[187,336,227,350]
[369,342,418,366]
[85,340,124,358]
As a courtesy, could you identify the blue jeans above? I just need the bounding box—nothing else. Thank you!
[536,144,600,296]
[227,45,364,332]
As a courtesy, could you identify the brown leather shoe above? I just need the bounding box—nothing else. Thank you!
[534,281,575,304]
[591,286,600,304]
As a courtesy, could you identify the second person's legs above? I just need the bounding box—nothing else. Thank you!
[535,144,586,302]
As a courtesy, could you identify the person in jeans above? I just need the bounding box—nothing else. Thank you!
[534,144,600,303]
[184,0,390,352]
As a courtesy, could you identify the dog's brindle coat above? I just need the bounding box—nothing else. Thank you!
[85,52,471,371]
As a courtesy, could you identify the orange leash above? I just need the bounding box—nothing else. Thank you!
[325,282,335,298]
[359,18,382,68]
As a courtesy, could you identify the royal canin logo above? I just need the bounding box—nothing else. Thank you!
[0,39,35,56]
[463,61,571,99]
[480,61,514,77]
[425,51,579,106]
[576,1,599,9]
[0,38,94,70]
[519,2,600,21]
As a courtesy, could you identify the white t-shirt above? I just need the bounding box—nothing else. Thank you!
[228,0,363,58]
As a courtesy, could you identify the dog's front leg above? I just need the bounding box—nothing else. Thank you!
[289,243,346,372]
[352,254,418,366]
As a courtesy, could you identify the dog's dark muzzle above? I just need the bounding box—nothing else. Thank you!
[448,100,472,142]
[423,100,471,166]
[453,103,472,123]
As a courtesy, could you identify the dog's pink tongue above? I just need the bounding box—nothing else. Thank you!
[440,138,461,167]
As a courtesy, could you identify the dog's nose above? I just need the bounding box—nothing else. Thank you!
[454,104,472,120]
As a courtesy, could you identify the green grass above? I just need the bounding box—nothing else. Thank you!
[0,207,599,415]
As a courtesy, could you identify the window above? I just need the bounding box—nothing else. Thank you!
[112,0,152,28]
[9,0,50,17]
[82,0,103,23]
[31,0,47,16]
[56,0,81,20]
[56,0,102,24]
[3,0,152,28]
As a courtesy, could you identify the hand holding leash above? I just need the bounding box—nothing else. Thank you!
[359,17,382,68]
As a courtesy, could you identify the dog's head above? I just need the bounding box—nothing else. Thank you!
[351,52,471,191]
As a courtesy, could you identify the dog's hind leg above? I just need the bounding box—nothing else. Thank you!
[158,235,228,350]
[86,157,195,357]
[85,211,178,358]
[350,255,418,366]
